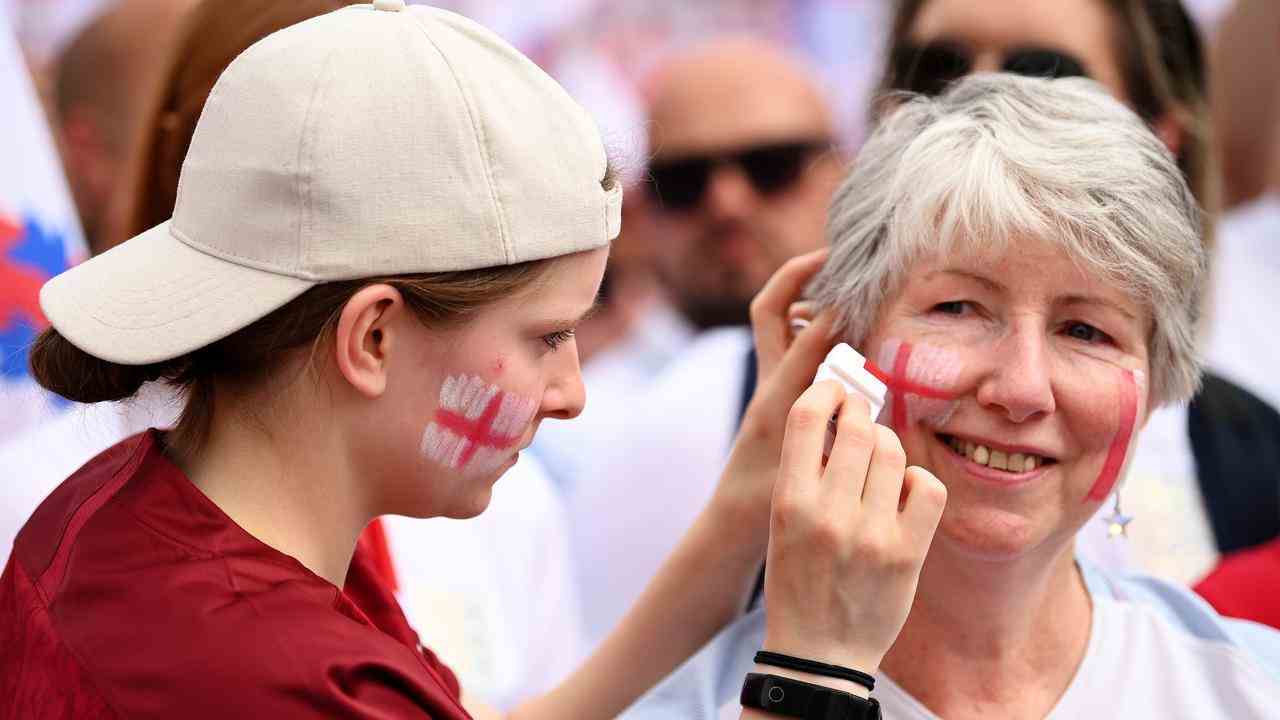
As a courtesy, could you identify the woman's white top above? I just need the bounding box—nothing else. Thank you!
[623,560,1280,719]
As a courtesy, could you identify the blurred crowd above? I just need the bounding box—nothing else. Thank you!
[3,0,1279,710]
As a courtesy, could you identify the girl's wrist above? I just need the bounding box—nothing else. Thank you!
[748,663,873,699]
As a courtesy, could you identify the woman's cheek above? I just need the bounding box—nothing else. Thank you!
[865,337,965,433]
[1080,368,1146,503]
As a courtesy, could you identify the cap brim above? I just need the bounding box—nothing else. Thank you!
[40,220,315,365]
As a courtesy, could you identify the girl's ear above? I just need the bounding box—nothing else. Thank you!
[1152,111,1184,160]
[334,284,404,398]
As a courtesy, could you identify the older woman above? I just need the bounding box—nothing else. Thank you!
[624,73,1280,719]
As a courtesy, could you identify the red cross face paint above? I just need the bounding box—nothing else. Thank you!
[1084,368,1145,503]
[421,374,538,476]
[867,338,963,433]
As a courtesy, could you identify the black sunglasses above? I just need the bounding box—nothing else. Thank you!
[645,140,830,212]
[889,42,1089,97]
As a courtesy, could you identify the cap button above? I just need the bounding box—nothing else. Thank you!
[372,0,405,11]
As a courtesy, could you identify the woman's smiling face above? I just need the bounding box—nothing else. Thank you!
[861,240,1151,560]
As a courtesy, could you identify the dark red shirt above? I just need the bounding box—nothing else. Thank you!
[0,431,471,719]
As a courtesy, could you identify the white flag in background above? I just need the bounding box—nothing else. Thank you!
[0,9,86,440]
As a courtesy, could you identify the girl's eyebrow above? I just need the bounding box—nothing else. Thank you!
[543,299,603,329]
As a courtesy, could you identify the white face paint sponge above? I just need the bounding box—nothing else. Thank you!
[814,343,889,456]
[815,343,888,419]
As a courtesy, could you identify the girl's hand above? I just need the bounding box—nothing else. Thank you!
[710,249,835,539]
[762,381,946,672]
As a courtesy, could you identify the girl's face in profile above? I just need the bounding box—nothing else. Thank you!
[362,247,608,520]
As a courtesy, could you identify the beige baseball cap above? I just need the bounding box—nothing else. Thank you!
[41,0,622,366]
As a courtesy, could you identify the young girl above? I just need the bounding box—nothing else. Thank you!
[0,4,944,718]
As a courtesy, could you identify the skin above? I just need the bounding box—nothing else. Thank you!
[1211,0,1280,206]
[178,246,945,720]
[906,0,1183,154]
[184,248,608,587]
[861,241,1152,718]
[644,39,844,328]
[53,0,197,254]
[908,0,1129,102]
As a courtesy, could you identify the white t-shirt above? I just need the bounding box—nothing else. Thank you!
[620,561,1280,719]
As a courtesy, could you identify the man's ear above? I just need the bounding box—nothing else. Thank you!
[334,284,404,399]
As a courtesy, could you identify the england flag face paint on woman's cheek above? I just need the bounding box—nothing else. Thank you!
[420,374,537,476]
[866,338,964,433]
[1083,368,1146,503]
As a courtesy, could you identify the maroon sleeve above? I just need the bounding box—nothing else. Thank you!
[344,535,464,700]
[0,556,120,719]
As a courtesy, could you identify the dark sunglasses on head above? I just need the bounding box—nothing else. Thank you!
[645,140,830,212]
[889,42,1089,97]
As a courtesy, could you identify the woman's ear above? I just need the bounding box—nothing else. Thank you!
[1152,112,1184,160]
[334,284,404,399]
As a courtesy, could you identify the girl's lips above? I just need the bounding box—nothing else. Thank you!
[934,433,1050,487]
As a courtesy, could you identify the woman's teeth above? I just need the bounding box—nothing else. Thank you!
[945,436,1043,473]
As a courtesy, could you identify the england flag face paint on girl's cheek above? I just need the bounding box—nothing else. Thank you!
[421,374,537,476]
[1084,368,1145,502]
[867,338,963,433]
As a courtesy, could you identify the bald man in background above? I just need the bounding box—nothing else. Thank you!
[553,38,844,649]
[52,0,193,254]
[644,38,842,329]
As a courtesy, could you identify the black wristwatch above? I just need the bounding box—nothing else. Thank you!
[741,673,881,720]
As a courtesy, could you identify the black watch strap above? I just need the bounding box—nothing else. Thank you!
[741,673,881,720]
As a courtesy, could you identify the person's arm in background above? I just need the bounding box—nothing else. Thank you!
[465,250,948,719]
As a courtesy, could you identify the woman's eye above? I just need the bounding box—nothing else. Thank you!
[1063,321,1111,345]
[933,300,970,315]
[542,329,576,350]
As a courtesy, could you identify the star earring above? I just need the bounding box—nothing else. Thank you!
[1104,490,1134,539]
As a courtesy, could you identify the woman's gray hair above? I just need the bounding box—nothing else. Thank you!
[808,73,1206,406]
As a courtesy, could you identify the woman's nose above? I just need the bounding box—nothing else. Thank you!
[974,328,1056,423]
[540,344,587,420]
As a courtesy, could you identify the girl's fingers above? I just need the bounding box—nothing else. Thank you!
[900,465,948,548]
[751,249,829,377]
[776,380,847,501]
[820,393,876,507]
[861,425,909,516]
[749,310,836,418]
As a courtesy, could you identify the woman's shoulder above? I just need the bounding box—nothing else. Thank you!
[1081,559,1280,685]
